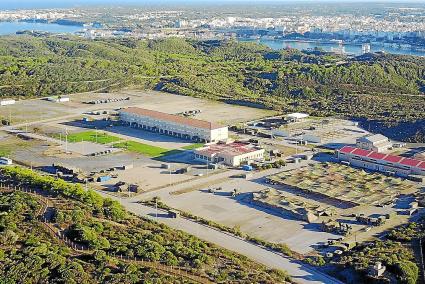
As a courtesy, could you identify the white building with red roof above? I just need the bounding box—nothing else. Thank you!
[337,145,425,177]
[194,141,265,166]
[119,107,228,143]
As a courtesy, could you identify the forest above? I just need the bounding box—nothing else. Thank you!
[0,166,290,283]
[0,35,424,141]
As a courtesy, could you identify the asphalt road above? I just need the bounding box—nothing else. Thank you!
[97,190,344,284]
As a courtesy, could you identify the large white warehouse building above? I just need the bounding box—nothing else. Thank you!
[119,107,228,143]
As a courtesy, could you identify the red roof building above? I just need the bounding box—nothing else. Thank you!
[337,146,425,177]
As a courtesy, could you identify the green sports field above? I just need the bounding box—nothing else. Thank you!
[114,141,177,157]
[55,131,121,144]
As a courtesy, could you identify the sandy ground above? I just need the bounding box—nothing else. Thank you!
[60,141,119,156]
[152,176,338,254]
[99,163,197,191]
[1,89,274,125]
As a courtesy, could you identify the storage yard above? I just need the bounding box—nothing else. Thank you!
[267,163,415,207]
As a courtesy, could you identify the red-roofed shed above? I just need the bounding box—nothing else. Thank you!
[367,152,387,160]
[339,146,356,154]
[400,158,421,167]
[352,148,373,157]
[383,155,404,163]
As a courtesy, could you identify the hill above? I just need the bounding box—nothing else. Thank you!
[0,35,424,142]
[0,166,290,284]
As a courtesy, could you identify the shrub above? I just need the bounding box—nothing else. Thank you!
[395,260,419,284]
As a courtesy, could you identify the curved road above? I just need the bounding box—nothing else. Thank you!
[98,191,344,284]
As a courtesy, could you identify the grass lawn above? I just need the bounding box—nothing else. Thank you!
[114,141,177,157]
[55,131,121,144]
[181,143,205,150]
[0,148,11,157]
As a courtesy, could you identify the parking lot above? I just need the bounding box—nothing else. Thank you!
[1,89,274,126]
[149,175,339,254]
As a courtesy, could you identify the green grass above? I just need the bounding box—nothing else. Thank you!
[0,149,11,157]
[114,141,176,157]
[54,131,121,144]
[181,143,205,150]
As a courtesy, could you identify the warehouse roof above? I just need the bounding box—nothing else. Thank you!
[368,152,387,160]
[400,158,422,167]
[383,154,403,163]
[339,146,356,154]
[357,134,389,144]
[120,107,223,130]
[339,146,425,169]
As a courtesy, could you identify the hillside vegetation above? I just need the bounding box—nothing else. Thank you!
[0,35,424,141]
[0,166,290,283]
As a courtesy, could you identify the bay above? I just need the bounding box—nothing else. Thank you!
[0,21,82,35]
[239,38,425,57]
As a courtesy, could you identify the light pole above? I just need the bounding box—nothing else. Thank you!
[155,197,158,219]
[65,128,68,153]
[169,166,172,186]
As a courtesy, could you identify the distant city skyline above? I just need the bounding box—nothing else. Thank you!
[2,0,425,10]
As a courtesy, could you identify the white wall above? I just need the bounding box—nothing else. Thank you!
[120,111,229,142]
[0,99,15,106]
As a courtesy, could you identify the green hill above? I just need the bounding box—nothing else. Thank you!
[0,166,290,283]
[0,35,424,141]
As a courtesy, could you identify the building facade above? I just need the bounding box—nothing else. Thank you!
[194,142,264,166]
[119,107,228,143]
[356,134,392,153]
[337,146,425,177]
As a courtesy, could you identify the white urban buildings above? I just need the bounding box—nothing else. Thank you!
[119,107,228,143]
[194,141,264,167]
[356,134,392,153]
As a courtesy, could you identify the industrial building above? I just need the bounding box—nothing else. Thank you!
[119,107,228,143]
[337,146,425,177]
[194,141,264,166]
[356,134,392,153]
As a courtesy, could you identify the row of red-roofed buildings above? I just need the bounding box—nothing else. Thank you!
[337,146,425,177]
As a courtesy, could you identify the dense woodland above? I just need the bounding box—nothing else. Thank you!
[0,166,290,283]
[0,35,424,141]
